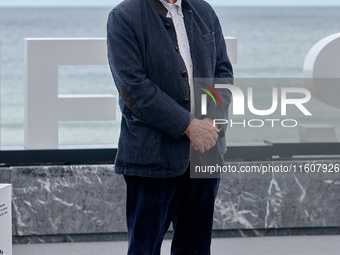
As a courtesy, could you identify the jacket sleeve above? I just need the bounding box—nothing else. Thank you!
[107,9,192,140]
[213,11,233,80]
[205,7,233,126]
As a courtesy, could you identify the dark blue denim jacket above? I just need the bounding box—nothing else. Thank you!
[107,0,233,178]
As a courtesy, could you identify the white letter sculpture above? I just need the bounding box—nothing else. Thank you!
[24,38,116,149]
[304,33,340,109]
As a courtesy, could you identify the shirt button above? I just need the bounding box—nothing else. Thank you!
[184,98,190,104]
[181,71,188,77]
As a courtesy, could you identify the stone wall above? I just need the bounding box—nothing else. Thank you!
[1,159,339,242]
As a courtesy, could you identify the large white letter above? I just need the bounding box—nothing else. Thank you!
[24,38,116,149]
[0,41,1,148]
[224,37,237,64]
[304,33,340,109]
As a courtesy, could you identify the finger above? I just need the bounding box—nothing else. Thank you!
[208,134,217,146]
[211,131,218,141]
[196,141,206,153]
[199,146,205,154]
[207,140,216,150]
[191,143,199,150]
[207,124,219,134]
[205,135,217,151]
[203,118,219,132]
[202,139,213,152]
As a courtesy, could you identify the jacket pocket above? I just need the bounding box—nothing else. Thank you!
[116,118,161,166]
[202,31,215,43]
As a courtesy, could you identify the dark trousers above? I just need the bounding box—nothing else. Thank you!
[124,165,220,255]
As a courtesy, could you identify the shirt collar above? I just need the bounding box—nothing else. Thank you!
[159,0,183,17]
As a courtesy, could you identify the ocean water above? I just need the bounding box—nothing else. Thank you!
[0,6,340,146]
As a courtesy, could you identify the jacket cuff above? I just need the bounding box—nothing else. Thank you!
[178,114,195,139]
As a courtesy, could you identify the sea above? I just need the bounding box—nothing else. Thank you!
[0,6,340,147]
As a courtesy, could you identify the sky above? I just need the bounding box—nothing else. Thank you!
[1,0,340,7]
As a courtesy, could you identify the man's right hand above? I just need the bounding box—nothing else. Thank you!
[185,118,219,153]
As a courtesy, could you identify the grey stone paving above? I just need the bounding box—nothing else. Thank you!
[13,235,340,255]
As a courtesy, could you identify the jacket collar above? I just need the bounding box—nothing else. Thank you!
[148,0,191,17]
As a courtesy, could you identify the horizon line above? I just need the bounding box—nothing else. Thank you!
[1,4,340,7]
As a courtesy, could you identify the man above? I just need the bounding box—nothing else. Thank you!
[107,0,233,254]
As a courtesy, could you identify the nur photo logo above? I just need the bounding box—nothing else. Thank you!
[198,82,223,116]
[196,78,315,128]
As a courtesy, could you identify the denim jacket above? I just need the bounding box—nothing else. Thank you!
[107,0,233,178]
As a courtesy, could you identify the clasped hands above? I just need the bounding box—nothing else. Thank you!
[185,118,219,153]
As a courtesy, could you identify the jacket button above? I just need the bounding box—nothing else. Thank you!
[175,46,179,52]
[184,98,190,104]
[165,23,171,28]
[181,71,188,77]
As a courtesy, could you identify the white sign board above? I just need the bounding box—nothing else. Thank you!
[0,184,12,255]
